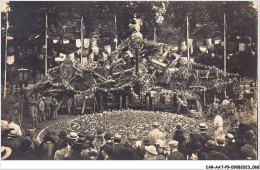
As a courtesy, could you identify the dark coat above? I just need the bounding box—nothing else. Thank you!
[207,150,229,160]
[2,138,21,158]
[215,146,229,158]
[167,151,185,160]
[16,151,37,160]
[111,143,126,160]
[97,141,113,160]
[37,140,55,160]
[123,143,141,160]
[69,143,83,160]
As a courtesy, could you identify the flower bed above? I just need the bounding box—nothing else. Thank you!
[40,110,221,142]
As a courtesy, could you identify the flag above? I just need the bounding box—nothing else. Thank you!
[84,38,90,48]
[55,53,66,61]
[239,43,245,52]
[214,38,221,44]
[7,55,14,65]
[63,39,69,44]
[199,46,207,53]
[76,39,82,48]
[53,39,58,44]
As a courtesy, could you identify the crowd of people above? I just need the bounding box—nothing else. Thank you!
[1,116,257,160]
[28,94,60,128]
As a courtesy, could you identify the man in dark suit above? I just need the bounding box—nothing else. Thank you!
[215,137,229,157]
[204,140,229,160]
[97,132,113,160]
[2,129,21,159]
[198,123,213,150]
[167,140,185,160]
[123,134,141,160]
[111,134,126,160]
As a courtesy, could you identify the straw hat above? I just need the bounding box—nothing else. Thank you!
[1,146,12,160]
[8,129,19,137]
[155,140,166,148]
[199,123,207,130]
[145,145,158,155]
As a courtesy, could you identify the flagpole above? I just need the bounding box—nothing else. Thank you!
[4,12,8,98]
[224,13,227,98]
[187,14,190,61]
[81,16,84,64]
[45,13,48,76]
[115,15,118,49]
[154,26,156,42]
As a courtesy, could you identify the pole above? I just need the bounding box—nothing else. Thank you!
[224,13,227,98]
[81,16,83,64]
[154,26,156,42]
[115,15,118,49]
[187,14,190,61]
[45,13,48,76]
[4,12,8,98]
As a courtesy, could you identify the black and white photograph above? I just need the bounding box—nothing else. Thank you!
[0,0,259,169]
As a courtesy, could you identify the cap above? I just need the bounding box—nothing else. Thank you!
[168,140,178,147]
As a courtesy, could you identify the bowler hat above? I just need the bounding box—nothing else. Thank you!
[86,134,95,142]
[96,128,103,135]
[205,140,216,149]
[128,134,137,141]
[143,138,151,146]
[216,137,225,144]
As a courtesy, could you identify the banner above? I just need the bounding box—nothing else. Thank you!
[76,39,82,48]
[55,53,66,61]
[84,38,90,48]
[199,46,207,53]
[239,43,245,52]
[53,39,59,44]
[7,55,14,65]
[63,39,69,44]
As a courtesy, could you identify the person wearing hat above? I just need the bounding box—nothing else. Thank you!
[97,132,113,160]
[144,145,158,160]
[24,127,40,153]
[2,129,21,158]
[85,134,95,149]
[155,139,167,160]
[224,133,238,158]
[54,130,68,153]
[54,139,71,160]
[147,122,165,145]
[173,129,187,157]
[37,130,56,160]
[187,142,201,160]
[15,139,37,160]
[167,140,185,160]
[210,98,220,119]
[112,134,126,160]
[100,144,113,160]
[1,146,13,160]
[39,96,45,122]
[204,140,228,160]
[215,137,229,157]
[198,123,213,148]
[123,134,140,160]
[240,144,257,160]
[221,96,230,119]
[94,128,105,152]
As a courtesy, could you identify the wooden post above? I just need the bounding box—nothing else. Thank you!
[100,94,104,112]
[120,95,123,110]
[81,16,84,64]
[187,14,190,61]
[203,89,206,106]
[224,13,227,98]
[171,97,174,113]
[4,12,8,98]
[126,95,129,109]
[151,97,155,111]
[146,96,150,110]
[45,13,48,76]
